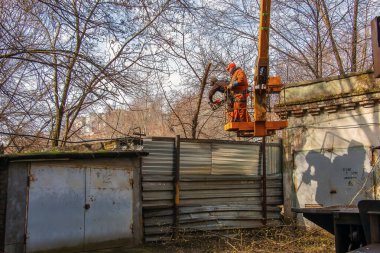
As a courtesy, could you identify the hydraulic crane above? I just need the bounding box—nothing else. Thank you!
[224,0,287,137]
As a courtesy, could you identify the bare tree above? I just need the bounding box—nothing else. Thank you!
[0,0,172,147]
[1,0,379,151]
[148,3,234,139]
[191,62,211,139]
[314,0,345,75]
[351,0,359,72]
[200,0,378,79]
[271,0,328,80]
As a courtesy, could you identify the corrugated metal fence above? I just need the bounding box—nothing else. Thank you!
[142,137,283,242]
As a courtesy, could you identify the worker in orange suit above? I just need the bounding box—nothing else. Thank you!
[226,62,250,122]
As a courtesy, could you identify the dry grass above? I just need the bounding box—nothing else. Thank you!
[151,225,335,253]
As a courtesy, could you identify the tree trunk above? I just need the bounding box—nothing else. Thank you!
[51,1,82,147]
[360,1,371,70]
[52,107,64,147]
[316,1,323,78]
[351,0,359,72]
[191,62,212,139]
[314,0,323,79]
[317,0,345,75]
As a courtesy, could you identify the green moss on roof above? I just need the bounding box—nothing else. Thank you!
[0,150,148,161]
[277,88,380,107]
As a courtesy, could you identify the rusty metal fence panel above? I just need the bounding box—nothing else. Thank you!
[180,142,212,175]
[142,139,176,241]
[212,143,261,175]
[142,139,175,209]
[267,145,282,175]
[142,138,283,242]
[178,174,282,232]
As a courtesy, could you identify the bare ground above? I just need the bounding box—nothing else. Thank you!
[90,225,335,253]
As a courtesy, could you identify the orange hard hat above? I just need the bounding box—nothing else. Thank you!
[226,62,236,71]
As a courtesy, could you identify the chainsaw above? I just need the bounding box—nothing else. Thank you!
[208,99,225,111]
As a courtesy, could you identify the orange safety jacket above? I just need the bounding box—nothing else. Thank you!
[228,68,250,122]
[229,68,249,94]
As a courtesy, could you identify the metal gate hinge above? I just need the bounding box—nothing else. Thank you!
[130,223,134,234]
[27,175,36,187]
[129,178,134,188]
[24,233,29,243]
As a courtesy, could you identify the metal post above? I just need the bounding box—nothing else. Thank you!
[173,135,180,238]
[262,136,267,225]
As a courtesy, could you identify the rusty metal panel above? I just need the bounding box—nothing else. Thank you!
[266,145,282,175]
[141,139,175,242]
[180,142,211,175]
[26,159,139,252]
[178,174,282,231]
[4,162,28,253]
[141,138,283,242]
[84,168,134,249]
[294,147,372,208]
[212,143,261,175]
[85,168,133,250]
[26,164,85,253]
[142,139,175,208]
[142,139,175,176]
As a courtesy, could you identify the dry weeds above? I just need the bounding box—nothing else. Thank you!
[152,225,335,253]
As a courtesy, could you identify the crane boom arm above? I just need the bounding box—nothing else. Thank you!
[255,0,271,90]
[224,0,288,137]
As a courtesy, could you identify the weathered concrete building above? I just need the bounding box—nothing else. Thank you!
[275,71,380,220]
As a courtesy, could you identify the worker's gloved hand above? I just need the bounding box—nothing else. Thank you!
[227,81,238,89]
